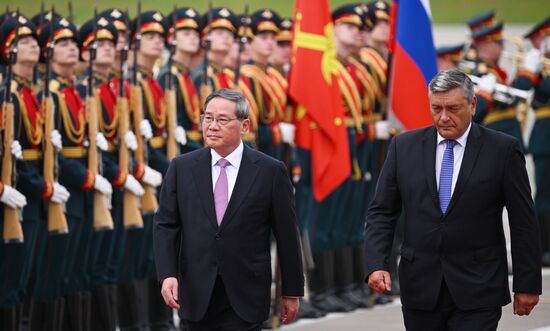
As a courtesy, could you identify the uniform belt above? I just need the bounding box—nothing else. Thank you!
[22,149,42,160]
[187,130,202,141]
[243,132,256,142]
[61,147,88,158]
[363,113,383,123]
[106,142,116,152]
[149,136,166,149]
[482,108,517,125]
[535,107,550,120]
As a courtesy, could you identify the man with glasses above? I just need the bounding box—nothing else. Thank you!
[154,89,304,330]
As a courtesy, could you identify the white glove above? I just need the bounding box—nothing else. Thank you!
[0,185,27,209]
[278,122,296,145]
[51,130,62,151]
[522,48,543,74]
[11,141,22,160]
[175,126,187,146]
[124,174,145,196]
[140,119,153,140]
[96,132,109,152]
[51,182,70,203]
[94,174,113,195]
[476,73,497,94]
[375,120,391,140]
[142,166,162,188]
[124,131,138,151]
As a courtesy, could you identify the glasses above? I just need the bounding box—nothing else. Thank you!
[201,114,240,126]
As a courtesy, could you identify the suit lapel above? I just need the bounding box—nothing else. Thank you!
[218,145,260,233]
[422,127,440,211]
[444,123,483,217]
[191,148,218,230]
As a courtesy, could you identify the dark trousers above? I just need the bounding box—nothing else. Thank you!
[402,279,502,331]
[184,276,261,331]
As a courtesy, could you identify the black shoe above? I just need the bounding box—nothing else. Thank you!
[542,252,550,267]
[310,292,355,313]
[296,299,326,319]
[374,293,393,305]
[337,287,370,309]
[0,306,18,331]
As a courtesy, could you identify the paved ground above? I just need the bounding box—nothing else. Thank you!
[163,270,550,331]
[281,269,550,331]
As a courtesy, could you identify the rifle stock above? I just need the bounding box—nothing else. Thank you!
[165,88,178,160]
[130,85,158,213]
[42,95,68,234]
[117,96,143,228]
[87,96,114,230]
[2,102,23,243]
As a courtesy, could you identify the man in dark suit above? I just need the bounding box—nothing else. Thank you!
[154,89,304,330]
[364,69,542,330]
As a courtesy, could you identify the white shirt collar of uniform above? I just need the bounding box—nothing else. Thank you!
[211,140,244,168]
[436,122,472,147]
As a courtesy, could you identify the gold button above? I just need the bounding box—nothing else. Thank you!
[334,117,343,126]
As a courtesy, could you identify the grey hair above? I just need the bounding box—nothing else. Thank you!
[428,69,474,103]
[203,89,250,120]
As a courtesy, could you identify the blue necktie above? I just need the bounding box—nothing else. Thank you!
[439,140,457,214]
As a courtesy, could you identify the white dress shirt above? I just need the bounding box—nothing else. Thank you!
[435,123,471,195]
[211,141,244,201]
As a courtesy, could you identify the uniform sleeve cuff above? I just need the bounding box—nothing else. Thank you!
[81,170,96,190]
[112,170,128,188]
[518,69,540,85]
[41,180,54,200]
[133,162,145,180]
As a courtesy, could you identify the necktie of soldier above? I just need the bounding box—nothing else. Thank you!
[439,140,457,214]
[214,158,230,225]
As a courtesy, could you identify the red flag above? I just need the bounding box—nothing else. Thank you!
[289,0,351,202]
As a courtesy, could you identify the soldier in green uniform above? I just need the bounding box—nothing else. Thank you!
[158,7,203,154]
[36,16,113,331]
[129,11,174,331]
[77,16,146,330]
[513,17,550,265]
[0,15,70,330]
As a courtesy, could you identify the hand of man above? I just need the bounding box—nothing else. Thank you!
[175,126,187,146]
[513,292,539,316]
[280,297,300,324]
[11,140,22,160]
[51,182,71,204]
[476,73,497,94]
[161,277,180,310]
[367,270,392,293]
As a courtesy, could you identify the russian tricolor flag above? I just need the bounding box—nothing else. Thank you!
[388,0,437,130]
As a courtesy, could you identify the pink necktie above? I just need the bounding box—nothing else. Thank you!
[214,159,230,225]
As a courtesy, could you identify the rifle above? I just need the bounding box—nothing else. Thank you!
[43,6,69,234]
[165,6,178,160]
[87,8,114,230]
[234,4,249,86]
[2,10,23,243]
[118,9,143,229]
[67,0,74,24]
[131,0,158,214]
[200,1,213,104]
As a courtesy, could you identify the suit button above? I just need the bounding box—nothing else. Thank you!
[215,234,221,240]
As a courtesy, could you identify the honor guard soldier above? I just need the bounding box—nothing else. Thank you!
[191,7,239,94]
[270,17,292,76]
[99,9,131,82]
[36,16,113,331]
[513,17,550,265]
[0,14,69,331]
[436,44,464,70]
[463,10,497,65]
[465,22,525,151]
[240,9,295,160]
[127,10,173,331]
[158,7,203,154]
[77,16,146,331]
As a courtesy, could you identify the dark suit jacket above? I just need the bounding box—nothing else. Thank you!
[153,145,304,323]
[364,123,541,310]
